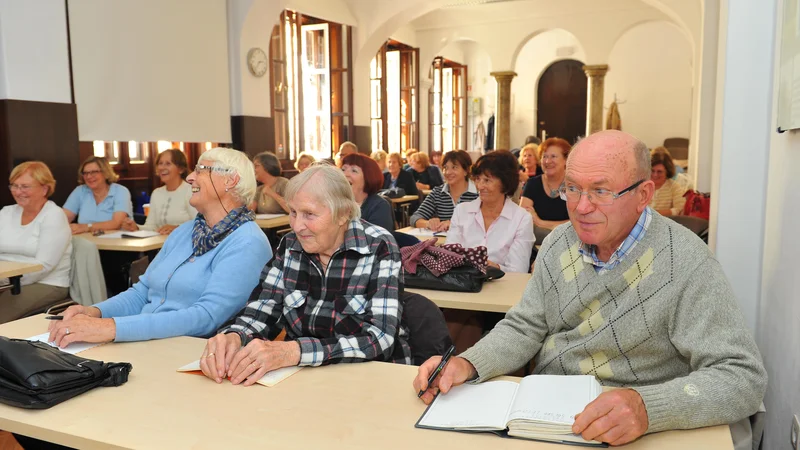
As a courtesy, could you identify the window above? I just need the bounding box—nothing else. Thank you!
[93,141,119,164]
[370,40,419,153]
[270,11,353,162]
[429,57,467,153]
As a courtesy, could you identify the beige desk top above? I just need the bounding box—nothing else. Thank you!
[421,189,432,196]
[396,226,447,245]
[255,215,290,230]
[76,233,167,252]
[406,271,533,313]
[0,261,43,279]
[0,316,732,450]
[390,194,419,204]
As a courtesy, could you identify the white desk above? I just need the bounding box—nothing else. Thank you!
[406,271,532,313]
[0,315,733,450]
[0,262,43,295]
[76,233,167,252]
[255,215,290,230]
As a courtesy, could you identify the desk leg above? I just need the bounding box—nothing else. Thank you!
[10,276,21,295]
[400,204,411,228]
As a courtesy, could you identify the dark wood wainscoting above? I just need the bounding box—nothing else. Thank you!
[231,115,274,157]
[0,99,80,207]
[352,125,371,154]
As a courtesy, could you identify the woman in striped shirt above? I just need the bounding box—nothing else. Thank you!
[410,150,478,232]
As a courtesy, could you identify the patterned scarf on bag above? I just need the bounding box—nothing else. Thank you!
[191,206,255,257]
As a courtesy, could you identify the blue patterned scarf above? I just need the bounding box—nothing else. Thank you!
[191,206,255,257]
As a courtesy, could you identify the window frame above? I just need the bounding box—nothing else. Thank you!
[370,40,419,154]
[429,56,468,153]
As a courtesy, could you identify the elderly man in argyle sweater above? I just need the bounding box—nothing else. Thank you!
[414,130,766,446]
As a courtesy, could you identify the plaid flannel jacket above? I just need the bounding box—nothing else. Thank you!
[222,219,411,366]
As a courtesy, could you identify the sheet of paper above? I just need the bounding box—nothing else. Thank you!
[256,213,288,220]
[95,231,126,239]
[417,381,518,430]
[507,375,601,425]
[177,360,303,387]
[26,332,102,355]
[404,228,447,238]
[121,230,160,238]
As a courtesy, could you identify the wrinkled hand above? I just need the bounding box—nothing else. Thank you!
[120,218,139,231]
[427,218,441,231]
[413,356,477,405]
[199,333,243,383]
[157,224,178,235]
[47,305,101,334]
[572,389,649,446]
[47,314,116,348]
[69,223,88,235]
[227,339,301,386]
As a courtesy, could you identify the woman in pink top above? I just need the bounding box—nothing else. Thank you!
[446,151,534,273]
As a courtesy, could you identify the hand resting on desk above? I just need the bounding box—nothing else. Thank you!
[572,388,649,446]
[200,333,301,386]
[47,305,116,348]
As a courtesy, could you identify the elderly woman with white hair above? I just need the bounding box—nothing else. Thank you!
[48,148,272,347]
[198,164,411,386]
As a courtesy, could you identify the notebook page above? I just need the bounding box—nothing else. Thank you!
[404,228,447,238]
[507,375,601,425]
[418,381,518,430]
[121,230,160,238]
[95,231,126,239]
[177,360,302,387]
[26,332,102,355]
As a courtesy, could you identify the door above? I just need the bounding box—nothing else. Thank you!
[536,60,587,145]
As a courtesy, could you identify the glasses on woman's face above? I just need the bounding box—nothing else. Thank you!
[195,163,230,175]
[82,170,102,177]
[9,183,38,192]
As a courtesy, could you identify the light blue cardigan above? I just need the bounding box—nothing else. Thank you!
[95,220,271,341]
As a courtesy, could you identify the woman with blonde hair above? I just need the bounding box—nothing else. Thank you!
[0,161,71,323]
[371,150,388,172]
[406,152,444,191]
[294,152,316,173]
[64,156,132,234]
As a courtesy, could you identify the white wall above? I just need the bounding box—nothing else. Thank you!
[0,0,71,103]
[604,21,693,149]
[512,29,586,148]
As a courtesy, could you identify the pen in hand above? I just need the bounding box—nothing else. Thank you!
[45,316,64,320]
[418,344,456,398]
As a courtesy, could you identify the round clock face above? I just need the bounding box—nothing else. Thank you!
[247,47,268,77]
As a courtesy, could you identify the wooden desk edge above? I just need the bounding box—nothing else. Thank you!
[0,263,44,278]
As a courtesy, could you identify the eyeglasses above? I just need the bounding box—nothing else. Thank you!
[8,184,39,192]
[195,163,231,174]
[82,170,102,177]
[559,179,645,206]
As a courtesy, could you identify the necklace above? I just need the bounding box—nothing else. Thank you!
[542,176,561,198]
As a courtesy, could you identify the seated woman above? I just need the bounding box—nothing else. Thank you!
[121,149,197,235]
[63,156,132,234]
[447,150,534,273]
[406,152,444,190]
[410,150,477,232]
[47,148,272,346]
[0,162,71,323]
[383,152,419,196]
[518,143,543,178]
[342,153,395,231]
[371,149,388,172]
[198,164,411,385]
[251,151,290,214]
[520,137,571,230]
[294,152,316,173]
[649,149,687,216]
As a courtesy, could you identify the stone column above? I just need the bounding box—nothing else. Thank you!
[583,64,609,136]
[490,71,517,150]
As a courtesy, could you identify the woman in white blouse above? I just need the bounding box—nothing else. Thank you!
[0,161,71,323]
[446,150,534,273]
[122,149,197,235]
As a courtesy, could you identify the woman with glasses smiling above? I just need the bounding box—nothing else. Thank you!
[63,156,133,234]
[0,161,71,323]
[47,148,271,347]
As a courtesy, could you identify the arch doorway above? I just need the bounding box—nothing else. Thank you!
[536,60,587,145]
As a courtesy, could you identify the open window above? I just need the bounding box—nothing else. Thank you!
[429,57,467,153]
[370,40,419,154]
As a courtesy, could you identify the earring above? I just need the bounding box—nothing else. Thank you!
[225,188,229,192]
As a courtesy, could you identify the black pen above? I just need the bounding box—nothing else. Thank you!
[418,344,456,398]
[45,316,64,320]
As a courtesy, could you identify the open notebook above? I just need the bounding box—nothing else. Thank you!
[177,360,302,387]
[26,332,102,355]
[416,375,606,447]
[96,230,160,239]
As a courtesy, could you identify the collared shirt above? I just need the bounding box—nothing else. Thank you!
[409,180,479,226]
[222,219,411,366]
[63,183,133,224]
[579,207,653,274]
[445,197,535,273]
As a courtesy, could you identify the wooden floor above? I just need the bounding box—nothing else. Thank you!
[0,431,23,449]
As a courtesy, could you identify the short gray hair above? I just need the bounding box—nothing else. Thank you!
[284,163,360,222]
[253,151,282,177]
[632,139,651,181]
[198,147,257,206]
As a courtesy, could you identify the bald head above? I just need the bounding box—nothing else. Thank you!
[570,131,650,183]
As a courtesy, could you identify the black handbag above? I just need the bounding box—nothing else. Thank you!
[403,265,505,293]
[379,187,406,199]
[0,337,132,409]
